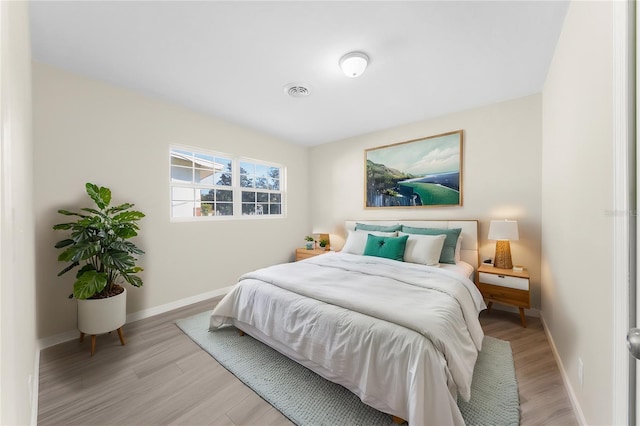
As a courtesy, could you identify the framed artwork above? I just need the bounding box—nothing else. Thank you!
[365,130,463,208]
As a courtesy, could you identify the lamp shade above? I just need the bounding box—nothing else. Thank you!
[340,52,369,78]
[488,220,519,241]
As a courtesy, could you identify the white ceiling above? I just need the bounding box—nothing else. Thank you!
[29,1,569,146]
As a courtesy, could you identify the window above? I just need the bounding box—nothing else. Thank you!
[240,161,282,215]
[170,147,285,219]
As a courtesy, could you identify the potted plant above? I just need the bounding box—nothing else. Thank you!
[53,183,145,355]
[319,238,330,251]
[304,235,315,250]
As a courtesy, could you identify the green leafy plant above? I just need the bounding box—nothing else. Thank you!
[53,183,145,300]
[319,239,329,248]
[304,235,315,242]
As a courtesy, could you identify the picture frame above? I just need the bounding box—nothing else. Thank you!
[364,130,463,208]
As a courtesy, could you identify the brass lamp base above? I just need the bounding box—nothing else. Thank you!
[494,240,513,269]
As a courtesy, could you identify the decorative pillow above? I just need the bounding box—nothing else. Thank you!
[341,230,398,255]
[355,222,402,232]
[363,234,409,261]
[401,226,462,264]
[454,236,463,263]
[399,232,446,266]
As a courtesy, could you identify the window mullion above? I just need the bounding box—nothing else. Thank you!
[233,157,241,217]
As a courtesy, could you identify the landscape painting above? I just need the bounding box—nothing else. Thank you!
[365,130,463,208]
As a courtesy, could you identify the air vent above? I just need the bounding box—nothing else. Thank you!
[284,83,311,98]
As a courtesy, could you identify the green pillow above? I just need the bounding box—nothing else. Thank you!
[355,222,402,232]
[401,226,461,264]
[363,234,409,262]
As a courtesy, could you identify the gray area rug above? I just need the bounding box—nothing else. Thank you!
[177,311,519,426]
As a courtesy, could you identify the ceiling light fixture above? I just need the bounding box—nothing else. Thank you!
[339,52,369,78]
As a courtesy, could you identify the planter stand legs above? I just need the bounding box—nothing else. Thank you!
[117,327,126,345]
[79,327,126,356]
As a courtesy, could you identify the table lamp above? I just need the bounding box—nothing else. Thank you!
[488,220,519,269]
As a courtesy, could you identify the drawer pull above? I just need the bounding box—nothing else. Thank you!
[498,275,505,278]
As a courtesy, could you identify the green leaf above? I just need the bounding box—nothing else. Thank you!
[53,223,74,231]
[122,274,143,288]
[70,227,95,243]
[85,183,111,210]
[73,270,108,299]
[57,209,87,218]
[123,241,145,255]
[57,248,76,263]
[85,183,102,208]
[80,207,108,218]
[99,186,112,207]
[113,226,137,239]
[113,211,145,222]
[57,261,79,277]
[57,241,100,263]
[110,241,145,255]
[102,249,135,271]
[75,264,96,279]
[106,203,134,215]
[54,239,75,249]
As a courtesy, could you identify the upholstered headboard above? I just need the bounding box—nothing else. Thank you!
[344,220,479,270]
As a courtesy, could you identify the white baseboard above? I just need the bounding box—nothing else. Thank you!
[540,314,587,426]
[488,303,541,318]
[37,329,79,350]
[125,286,232,323]
[37,286,233,349]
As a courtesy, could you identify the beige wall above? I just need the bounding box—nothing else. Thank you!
[33,63,310,339]
[309,95,543,309]
[0,1,38,425]
[542,1,613,424]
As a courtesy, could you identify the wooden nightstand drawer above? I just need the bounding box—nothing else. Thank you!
[478,272,529,290]
[295,248,327,261]
[477,283,530,308]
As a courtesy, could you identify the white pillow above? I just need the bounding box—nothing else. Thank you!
[341,230,398,255]
[399,232,446,266]
[454,236,463,263]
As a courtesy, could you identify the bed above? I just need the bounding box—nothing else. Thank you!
[210,220,485,425]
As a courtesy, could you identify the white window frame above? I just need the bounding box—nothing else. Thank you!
[170,145,286,221]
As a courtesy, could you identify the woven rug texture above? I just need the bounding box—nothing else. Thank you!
[176,311,519,426]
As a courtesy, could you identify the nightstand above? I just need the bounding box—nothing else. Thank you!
[295,248,328,261]
[476,264,530,327]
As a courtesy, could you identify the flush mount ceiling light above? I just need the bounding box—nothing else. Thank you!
[339,52,369,78]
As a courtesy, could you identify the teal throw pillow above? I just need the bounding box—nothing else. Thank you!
[401,226,462,264]
[355,222,402,232]
[363,234,409,262]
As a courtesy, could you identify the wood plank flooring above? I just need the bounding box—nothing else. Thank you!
[479,310,578,426]
[38,298,577,426]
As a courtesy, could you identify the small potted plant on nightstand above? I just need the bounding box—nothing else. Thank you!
[304,235,315,250]
[318,238,329,251]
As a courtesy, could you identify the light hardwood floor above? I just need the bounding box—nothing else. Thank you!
[38,299,577,426]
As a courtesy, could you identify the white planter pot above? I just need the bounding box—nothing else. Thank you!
[77,288,126,335]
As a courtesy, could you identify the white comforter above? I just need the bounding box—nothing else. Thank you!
[210,252,486,425]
